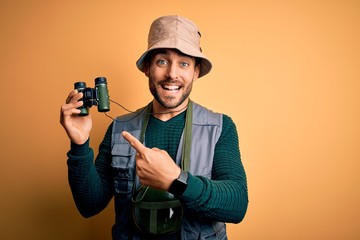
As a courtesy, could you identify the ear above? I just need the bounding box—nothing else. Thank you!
[193,64,200,81]
[144,64,150,77]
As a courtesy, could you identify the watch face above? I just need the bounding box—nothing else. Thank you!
[169,171,188,196]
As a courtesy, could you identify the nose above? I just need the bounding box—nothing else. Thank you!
[165,63,179,80]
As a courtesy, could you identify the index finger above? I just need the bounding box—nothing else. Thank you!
[66,90,82,104]
[122,131,147,154]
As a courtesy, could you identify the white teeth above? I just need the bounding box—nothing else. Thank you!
[163,85,180,91]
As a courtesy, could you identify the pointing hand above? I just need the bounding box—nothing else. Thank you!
[122,131,180,190]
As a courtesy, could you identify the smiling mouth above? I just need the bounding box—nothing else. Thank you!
[162,84,181,92]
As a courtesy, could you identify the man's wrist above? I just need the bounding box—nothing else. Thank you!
[70,139,90,156]
[168,170,188,196]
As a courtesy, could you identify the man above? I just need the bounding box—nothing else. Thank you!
[60,15,248,239]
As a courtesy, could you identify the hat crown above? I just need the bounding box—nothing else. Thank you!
[148,15,201,51]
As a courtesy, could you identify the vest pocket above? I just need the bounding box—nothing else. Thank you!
[111,143,135,195]
[113,167,133,195]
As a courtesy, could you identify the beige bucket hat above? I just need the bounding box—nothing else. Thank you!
[136,15,212,78]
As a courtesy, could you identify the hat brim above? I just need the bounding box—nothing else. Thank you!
[136,38,212,78]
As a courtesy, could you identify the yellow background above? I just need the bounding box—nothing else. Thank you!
[1,0,359,239]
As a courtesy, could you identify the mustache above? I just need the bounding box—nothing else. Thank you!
[157,78,183,85]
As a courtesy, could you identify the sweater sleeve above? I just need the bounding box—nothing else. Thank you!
[180,115,248,223]
[67,123,114,218]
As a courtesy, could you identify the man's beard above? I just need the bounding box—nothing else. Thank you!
[149,77,193,109]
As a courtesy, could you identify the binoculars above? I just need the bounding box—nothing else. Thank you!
[74,77,110,116]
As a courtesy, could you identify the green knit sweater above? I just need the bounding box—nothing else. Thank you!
[67,110,248,225]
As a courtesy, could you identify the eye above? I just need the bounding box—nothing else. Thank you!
[180,62,190,68]
[156,59,168,66]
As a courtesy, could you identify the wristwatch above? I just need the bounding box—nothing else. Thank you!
[168,170,188,196]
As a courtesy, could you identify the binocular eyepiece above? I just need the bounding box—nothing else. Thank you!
[74,77,110,116]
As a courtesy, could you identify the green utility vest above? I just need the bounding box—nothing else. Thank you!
[111,101,227,240]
